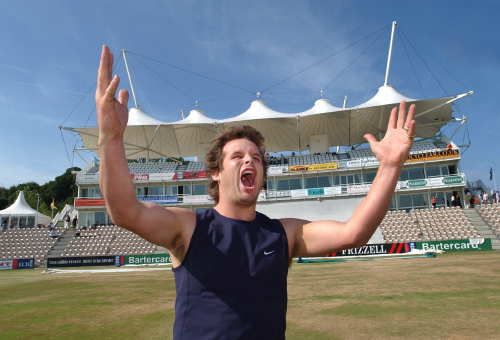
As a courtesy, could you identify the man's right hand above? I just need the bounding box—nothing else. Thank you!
[95,45,129,146]
[93,45,196,265]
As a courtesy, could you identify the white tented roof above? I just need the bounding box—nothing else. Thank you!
[169,109,219,157]
[220,99,294,122]
[300,98,342,116]
[172,109,217,124]
[66,85,472,158]
[355,85,415,108]
[127,107,163,125]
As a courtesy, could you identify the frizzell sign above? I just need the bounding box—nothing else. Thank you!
[327,242,410,257]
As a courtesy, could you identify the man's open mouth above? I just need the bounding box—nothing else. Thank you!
[240,169,256,189]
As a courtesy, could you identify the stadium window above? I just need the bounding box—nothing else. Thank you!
[89,186,101,197]
[80,188,89,198]
[399,169,410,181]
[364,171,376,184]
[266,179,276,191]
[431,192,446,207]
[425,166,441,178]
[107,213,114,225]
[445,191,455,207]
[289,178,302,190]
[277,179,289,191]
[412,194,428,208]
[181,185,191,195]
[148,186,163,196]
[332,176,340,186]
[399,194,412,209]
[448,164,458,175]
[390,196,397,210]
[165,185,178,196]
[305,177,318,189]
[441,165,449,176]
[408,167,425,180]
[340,176,347,186]
[193,184,207,195]
[353,174,361,184]
[80,212,94,227]
[95,211,106,225]
[136,187,145,196]
[317,176,330,188]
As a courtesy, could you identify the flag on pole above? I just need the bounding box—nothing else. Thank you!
[490,167,494,181]
[50,199,57,210]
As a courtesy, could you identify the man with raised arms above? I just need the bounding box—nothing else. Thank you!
[95,45,416,340]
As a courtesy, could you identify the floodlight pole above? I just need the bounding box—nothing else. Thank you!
[35,193,40,227]
[492,164,498,192]
[121,49,139,108]
[384,21,397,86]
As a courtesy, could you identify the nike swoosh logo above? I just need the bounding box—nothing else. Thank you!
[264,250,275,256]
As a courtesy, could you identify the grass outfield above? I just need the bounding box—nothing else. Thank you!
[0,252,499,339]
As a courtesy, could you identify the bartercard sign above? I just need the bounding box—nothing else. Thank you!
[122,253,171,266]
[413,238,492,252]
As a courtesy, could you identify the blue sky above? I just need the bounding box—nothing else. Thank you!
[0,0,499,188]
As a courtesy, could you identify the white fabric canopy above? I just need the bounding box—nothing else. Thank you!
[65,85,472,158]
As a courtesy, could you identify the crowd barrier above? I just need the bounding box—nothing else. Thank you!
[0,258,35,270]
[117,253,171,266]
[47,256,118,268]
[411,238,492,252]
[327,242,410,257]
[31,238,495,269]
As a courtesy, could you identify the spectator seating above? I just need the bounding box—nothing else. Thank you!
[288,153,338,166]
[0,227,61,266]
[128,161,178,174]
[62,225,158,257]
[410,141,439,154]
[186,161,205,172]
[349,141,439,161]
[477,203,500,238]
[348,148,375,160]
[380,206,480,243]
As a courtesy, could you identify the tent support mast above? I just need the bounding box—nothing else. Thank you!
[122,49,139,108]
[384,21,397,86]
[296,116,301,154]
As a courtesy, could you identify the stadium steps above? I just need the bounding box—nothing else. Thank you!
[47,229,77,258]
[463,208,500,250]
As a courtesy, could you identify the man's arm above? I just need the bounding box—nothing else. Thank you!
[282,102,415,257]
[95,45,194,252]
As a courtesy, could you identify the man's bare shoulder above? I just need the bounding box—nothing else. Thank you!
[279,218,309,231]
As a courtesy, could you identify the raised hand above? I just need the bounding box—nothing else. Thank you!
[363,101,416,167]
[95,45,129,145]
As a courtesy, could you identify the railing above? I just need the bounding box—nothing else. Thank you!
[76,147,461,184]
[75,173,466,208]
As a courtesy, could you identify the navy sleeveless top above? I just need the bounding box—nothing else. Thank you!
[173,208,289,340]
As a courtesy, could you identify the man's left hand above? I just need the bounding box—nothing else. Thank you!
[363,101,416,167]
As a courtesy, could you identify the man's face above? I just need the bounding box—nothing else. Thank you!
[212,138,264,207]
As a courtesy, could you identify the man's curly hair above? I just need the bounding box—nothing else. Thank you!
[205,125,268,203]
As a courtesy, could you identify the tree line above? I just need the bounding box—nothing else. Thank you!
[0,167,81,216]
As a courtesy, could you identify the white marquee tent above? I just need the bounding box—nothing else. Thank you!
[0,191,51,228]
